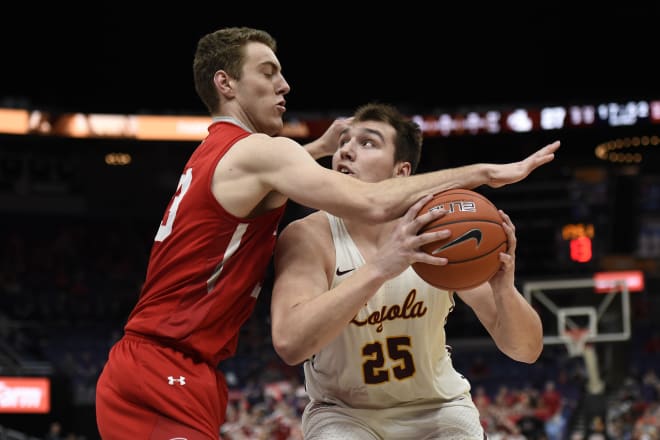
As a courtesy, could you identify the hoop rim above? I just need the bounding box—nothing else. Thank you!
[561,328,590,356]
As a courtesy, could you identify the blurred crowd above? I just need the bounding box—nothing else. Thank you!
[1,219,659,440]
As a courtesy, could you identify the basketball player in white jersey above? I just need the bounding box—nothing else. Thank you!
[270,103,544,439]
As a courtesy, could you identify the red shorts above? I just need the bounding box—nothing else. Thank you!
[95,334,226,439]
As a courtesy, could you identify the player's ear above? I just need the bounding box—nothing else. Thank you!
[395,162,411,177]
[214,70,235,98]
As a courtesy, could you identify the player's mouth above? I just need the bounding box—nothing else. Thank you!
[337,165,355,176]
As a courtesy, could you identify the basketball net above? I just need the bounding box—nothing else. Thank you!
[562,328,589,357]
[562,328,605,394]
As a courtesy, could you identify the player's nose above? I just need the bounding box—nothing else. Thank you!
[277,74,291,95]
[338,139,357,159]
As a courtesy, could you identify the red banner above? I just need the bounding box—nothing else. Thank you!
[0,377,50,413]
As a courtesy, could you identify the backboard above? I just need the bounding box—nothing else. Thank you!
[521,273,638,347]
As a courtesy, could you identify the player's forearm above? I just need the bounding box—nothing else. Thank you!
[368,163,494,222]
[491,288,543,363]
[367,140,560,222]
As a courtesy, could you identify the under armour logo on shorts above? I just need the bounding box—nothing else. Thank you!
[167,375,186,385]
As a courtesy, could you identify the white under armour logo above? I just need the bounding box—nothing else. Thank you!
[167,375,186,385]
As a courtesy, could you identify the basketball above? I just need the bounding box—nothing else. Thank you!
[412,189,507,291]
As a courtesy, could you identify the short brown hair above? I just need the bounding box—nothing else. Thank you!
[353,103,423,173]
[193,27,277,114]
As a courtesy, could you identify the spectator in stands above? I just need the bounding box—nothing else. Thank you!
[644,330,660,354]
[632,400,659,440]
[44,421,63,440]
[539,380,563,420]
[585,415,607,440]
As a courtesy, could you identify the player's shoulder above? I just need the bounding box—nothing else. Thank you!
[231,134,305,169]
[280,211,330,241]
[277,212,333,264]
[222,133,301,173]
[237,133,299,149]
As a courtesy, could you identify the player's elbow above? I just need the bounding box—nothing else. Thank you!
[271,332,306,366]
[518,343,543,364]
[502,346,540,364]
[509,335,544,364]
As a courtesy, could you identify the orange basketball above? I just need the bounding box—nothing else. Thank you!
[412,189,507,291]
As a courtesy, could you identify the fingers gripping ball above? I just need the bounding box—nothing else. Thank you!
[412,189,507,291]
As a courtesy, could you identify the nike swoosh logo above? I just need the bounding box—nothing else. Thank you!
[431,229,482,255]
[336,267,355,276]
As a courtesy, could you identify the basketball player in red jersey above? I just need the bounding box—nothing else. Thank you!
[95,27,559,439]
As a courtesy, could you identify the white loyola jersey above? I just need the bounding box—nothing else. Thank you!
[303,214,473,409]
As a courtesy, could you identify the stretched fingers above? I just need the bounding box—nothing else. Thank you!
[528,140,560,168]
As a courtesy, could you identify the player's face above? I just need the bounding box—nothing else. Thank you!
[233,42,290,136]
[332,121,404,183]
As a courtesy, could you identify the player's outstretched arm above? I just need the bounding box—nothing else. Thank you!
[358,140,561,221]
[221,136,560,223]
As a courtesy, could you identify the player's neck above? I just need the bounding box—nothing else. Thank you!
[212,116,253,133]
[344,217,391,244]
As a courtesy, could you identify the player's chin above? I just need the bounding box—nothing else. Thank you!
[265,118,285,136]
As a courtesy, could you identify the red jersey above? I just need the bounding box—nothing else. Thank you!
[124,121,286,366]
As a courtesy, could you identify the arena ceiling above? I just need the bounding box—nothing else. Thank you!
[2,5,658,115]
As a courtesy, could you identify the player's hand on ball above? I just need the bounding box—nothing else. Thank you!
[412,189,507,291]
[370,194,449,281]
[487,209,517,291]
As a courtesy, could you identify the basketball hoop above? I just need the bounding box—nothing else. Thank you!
[562,328,590,357]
